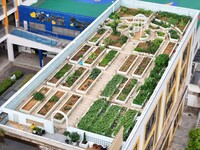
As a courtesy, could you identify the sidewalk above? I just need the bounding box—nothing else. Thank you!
[169,107,199,150]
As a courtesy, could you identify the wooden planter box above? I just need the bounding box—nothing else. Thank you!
[35,90,67,118]
[53,94,83,124]
[76,72,102,95]
[132,57,152,79]
[83,47,106,68]
[162,42,177,57]
[115,78,137,104]
[20,86,52,114]
[117,54,138,75]
[69,44,93,64]
[88,29,109,45]
[46,63,73,87]
[96,50,119,71]
[61,67,88,91]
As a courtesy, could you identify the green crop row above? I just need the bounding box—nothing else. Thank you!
[54,63,72,79]
[117,79,137,101]
[77,99,109,130]
[113,109,138,140]
[99,50,117,67]
[100,74,127,98]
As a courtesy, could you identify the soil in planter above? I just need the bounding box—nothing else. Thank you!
[54,95,80,120]
[62,67,86,87]
[85,47,104,64]
[78,78,94,91]
[71,45,91,61]
[134,57,151,75]
[107,34,123,48]
[90,29,106,42]
[163,42,176,55]
[38,91,65,116]
[119,55,137,72]
[21,87,50,111]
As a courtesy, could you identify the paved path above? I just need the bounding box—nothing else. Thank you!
[169,107,198,150]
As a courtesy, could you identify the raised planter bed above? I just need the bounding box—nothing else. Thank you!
[101,33,128,51]
[20,86,52,114]
[76,68,102,94]
[115,78,137,104]
[100,74,127,100]
[118,7,153,19]
[151,19,171,31]
[155,11,191,34]
[47,63,73,87]
[131,91,147,109]
[149,24,160,31]
[53,94,83,123]
[88,28,108,45]
[69,44,93,64]
[117,23,129,32]
[156,31,166,40]
[162,42,177,57]
[117,54,138,75]
[83,47,105,68]
[97,49,118,71]
[132,57,152,78]
[134,38,163,56]
[36,90,66,118]
[169,29,180,42]
[61,67,88,90]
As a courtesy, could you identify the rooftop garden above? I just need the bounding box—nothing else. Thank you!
[77,99,139,140]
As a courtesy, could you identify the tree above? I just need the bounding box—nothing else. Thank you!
[0,128,5,142]
[110,20,121,35]
[186,128,200,150]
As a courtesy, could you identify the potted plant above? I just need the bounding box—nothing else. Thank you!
[69,132,80,146]
[64,131,71,144]
[79,132,89,148]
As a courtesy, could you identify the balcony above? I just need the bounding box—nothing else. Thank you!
[0,5,4,16]
[0,25,6,39]
[6,0,15,11]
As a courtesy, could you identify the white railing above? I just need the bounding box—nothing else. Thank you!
[0,124,83,150]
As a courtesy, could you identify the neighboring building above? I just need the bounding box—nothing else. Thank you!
[0,1,199,150]
[188,50,200,108]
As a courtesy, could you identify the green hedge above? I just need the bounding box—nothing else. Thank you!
[0,70,24,95]
[12,70,23,79]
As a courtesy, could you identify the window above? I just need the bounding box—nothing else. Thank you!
[166,93,174,118]
[145,132,154,150]
[145,108,156,140]
[179,68,185,88]
[182,46,189,66]
[29,22,45,31]
[52,26,80,37]
[168,69,176,94]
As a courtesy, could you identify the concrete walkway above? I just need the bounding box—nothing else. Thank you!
[169,107,199,150]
